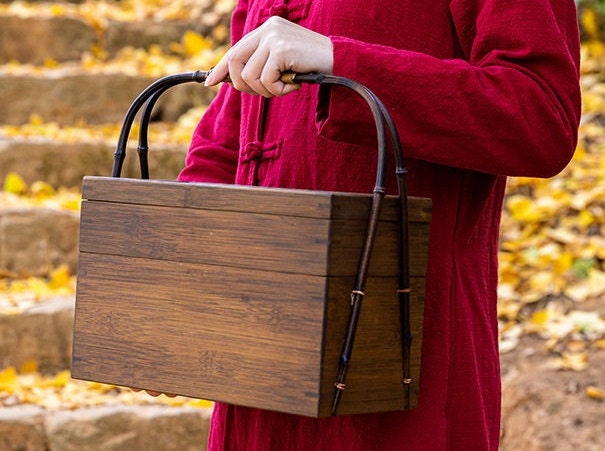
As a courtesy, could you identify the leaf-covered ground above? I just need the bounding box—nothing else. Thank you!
[0,0,234,77]
[0,365,214,411]
[497,45,605,382]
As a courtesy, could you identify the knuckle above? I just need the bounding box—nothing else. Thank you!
[264,15,285,27]
[240,70,256,87]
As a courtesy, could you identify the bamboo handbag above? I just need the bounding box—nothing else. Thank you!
[71,71,432,417]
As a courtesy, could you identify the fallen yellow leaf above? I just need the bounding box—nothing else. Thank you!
[182,31,212,56]
[44,370,71,389]
[0,367,18,391]
[554,352,588,372]
[585,385,605,401]
[506,195,542,222]
[20,360,39,374]
[565,269,605,302]
[30,181,56,199]
[48,265,72,290]
[3,172,28,195]
[531,310,550,326]
[582,8,601,39]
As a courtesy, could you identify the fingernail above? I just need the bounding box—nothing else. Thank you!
[204,73,215,86]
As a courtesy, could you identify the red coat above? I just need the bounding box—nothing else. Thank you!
[178,1,581,449]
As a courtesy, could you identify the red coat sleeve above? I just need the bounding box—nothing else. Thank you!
[177,0,250,183]
[318,0,581,178]
[178,85,241,183]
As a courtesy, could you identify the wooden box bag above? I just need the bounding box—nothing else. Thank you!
[71,71,432,417]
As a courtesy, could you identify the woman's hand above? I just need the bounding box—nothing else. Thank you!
[205,16,333,97]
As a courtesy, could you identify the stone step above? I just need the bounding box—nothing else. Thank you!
[0,294,212,451]
[0,404,211,451]
[0,279,213,451]
[0,293,213,450]
[0,0,86,3]
[0,297,74,373]
[0,139,186,276]
[0,137,188,189]
[0,15,95,65]
[0,10,229,65]
[0,69,216,126]
[0,206,79,278]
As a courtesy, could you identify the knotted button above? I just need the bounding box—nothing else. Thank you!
[239,139,283,186]
[241,141,264,164]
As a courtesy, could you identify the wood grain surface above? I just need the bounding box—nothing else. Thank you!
[72,177,431,417]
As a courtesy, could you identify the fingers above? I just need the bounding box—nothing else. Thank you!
[237,45,274,96]
[241,46,301,97]
[206,23,275,95]
[205,23,263,90]
[205,16,333,97]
